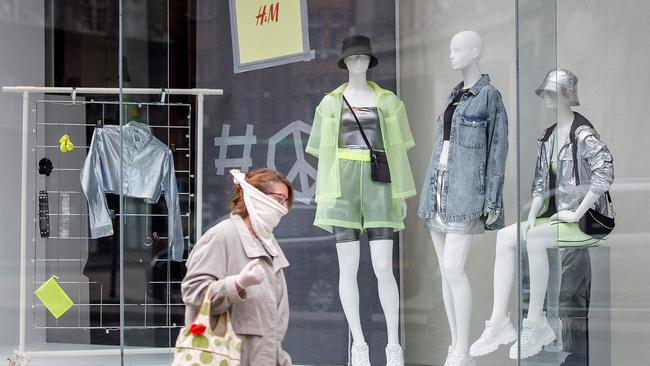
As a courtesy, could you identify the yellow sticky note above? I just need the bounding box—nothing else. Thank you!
[234,0,305,64]
[35,275,74,319]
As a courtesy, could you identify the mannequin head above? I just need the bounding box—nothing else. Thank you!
[344,54,371,75]
[449,31,483,71]
[542,89,573,111]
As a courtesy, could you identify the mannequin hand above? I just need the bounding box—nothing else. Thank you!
[486,212,498,225]
[401,201,408,220]
[549,210,579,223]
[236,259,265,290]
[522,216,536,241]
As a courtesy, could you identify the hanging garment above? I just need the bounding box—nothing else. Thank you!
[80,121,184,261]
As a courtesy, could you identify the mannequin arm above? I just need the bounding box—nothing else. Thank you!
[550,191,599,223]
[522,196,544,241]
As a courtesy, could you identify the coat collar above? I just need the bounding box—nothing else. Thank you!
[230,214,289,271]
[452,73,491,97]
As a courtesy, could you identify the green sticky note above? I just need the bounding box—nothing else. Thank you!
[34,275,73,318]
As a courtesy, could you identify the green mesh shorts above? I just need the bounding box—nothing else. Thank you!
[314,157,404,233]
[534,217,604,248]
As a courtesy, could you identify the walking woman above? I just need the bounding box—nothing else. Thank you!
[182,168,294,365]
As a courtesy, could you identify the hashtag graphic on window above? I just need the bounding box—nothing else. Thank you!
[214,124,257,175]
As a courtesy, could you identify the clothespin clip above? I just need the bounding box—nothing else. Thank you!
[71,87,77,105]
[170,143,176,152]
[96,119,104,128]
[160,88,167,104]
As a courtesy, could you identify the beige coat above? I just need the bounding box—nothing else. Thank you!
[181,214,291,366]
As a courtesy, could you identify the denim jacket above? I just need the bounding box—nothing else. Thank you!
[80,121,185,261]
[532,113,614,217]
[418,74,508,230]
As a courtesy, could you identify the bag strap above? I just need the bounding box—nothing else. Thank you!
[194,281,237,337]
[569,114,614,215]
[342,95,375,155]
[194,282,216,326]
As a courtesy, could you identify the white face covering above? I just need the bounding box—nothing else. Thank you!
[230,169,288,256]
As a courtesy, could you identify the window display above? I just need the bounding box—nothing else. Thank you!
[1,1,649,366]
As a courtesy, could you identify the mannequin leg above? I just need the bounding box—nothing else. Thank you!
[429,230,457,350]
[526,223,557,321]
[489,223,518,324]
[336,241,365,344]
[469,224,518,358]
[443,233,473,355]
[369,239,400,345]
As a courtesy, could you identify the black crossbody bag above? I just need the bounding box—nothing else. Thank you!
[342,96,391,183]
[569,118,615,239]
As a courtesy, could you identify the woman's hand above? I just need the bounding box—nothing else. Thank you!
[549,210,579,223]
[236,259,265,291]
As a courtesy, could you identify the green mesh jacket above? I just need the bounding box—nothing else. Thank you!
[306,82,416,202]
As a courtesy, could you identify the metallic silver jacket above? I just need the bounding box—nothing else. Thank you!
[532,119,614,217]
[80,121,184,261]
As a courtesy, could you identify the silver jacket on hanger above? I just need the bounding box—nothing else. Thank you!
[80,121,184,261]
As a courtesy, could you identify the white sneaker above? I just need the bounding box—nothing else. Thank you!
[351,342,371,366]
[509,316,557,359]
[446,352,477,366]
[470,317,517,356]
[385,343,403,366]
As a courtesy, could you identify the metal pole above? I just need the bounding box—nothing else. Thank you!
[2,86,222,96]
[18,91,29,355]
[196,93,204,236]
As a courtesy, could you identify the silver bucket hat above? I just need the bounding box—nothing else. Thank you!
[535,69,580,106]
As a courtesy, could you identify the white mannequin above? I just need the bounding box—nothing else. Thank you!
[336,54,402,363]
[474,83,600,358]
[431,30,492,366]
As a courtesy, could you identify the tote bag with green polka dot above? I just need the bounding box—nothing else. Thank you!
[173,282,241,366]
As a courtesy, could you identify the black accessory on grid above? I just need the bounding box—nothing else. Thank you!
[38,157,53,176]
[342,95,391,183]
[38,190,50,238]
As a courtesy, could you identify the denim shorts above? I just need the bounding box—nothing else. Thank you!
[425,166,484,234]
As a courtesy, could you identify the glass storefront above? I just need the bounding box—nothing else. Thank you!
[0,1,648,365]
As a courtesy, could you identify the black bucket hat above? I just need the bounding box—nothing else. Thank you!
[337,35,378,70]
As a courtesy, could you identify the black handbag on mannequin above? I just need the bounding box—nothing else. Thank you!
[342,95,391,183]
